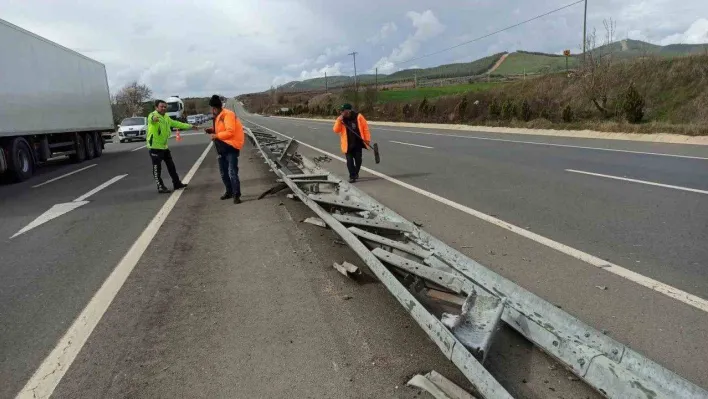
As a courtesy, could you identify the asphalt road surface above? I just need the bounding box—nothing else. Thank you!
[1,110,706,398]
[0,134,211,398]
[3,130,595,399]
[238,108,708,391]
[243,114,708,298]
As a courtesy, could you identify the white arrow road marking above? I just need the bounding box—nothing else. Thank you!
[11,201,89,238]
[74,175,127,202]
[11,175,127,239]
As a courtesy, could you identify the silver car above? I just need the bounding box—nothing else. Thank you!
[117,117,147,143]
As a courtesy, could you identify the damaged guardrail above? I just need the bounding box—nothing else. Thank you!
[243,124,708,399]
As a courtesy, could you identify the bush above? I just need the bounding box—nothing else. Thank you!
[418,97,430,117]
[455,97,468,121]
[501,99,517,120]
[539,106,553,120]
[623,83,645,123]
[488,100,501,119]
[562,104,574,122]
[519,99,532,121]
[402,103,414,119]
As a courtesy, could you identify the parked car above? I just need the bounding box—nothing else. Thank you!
[117,117,147,143]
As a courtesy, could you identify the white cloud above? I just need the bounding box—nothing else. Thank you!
[300,63,344,79]
[370,10,445,74]
[367,22,398,44]
[408,10,446,41]
[272,62,344,86]
[284,59,312,71]
[2,0,707,95]
[0,0,342,97]
[315,45,350,64]
[659,18,708,45]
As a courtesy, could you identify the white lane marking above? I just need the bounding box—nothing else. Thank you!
[74,175,128,202]
[376,127,708,161]
[245,119,708,313]
[275,118,708,161]
[12,175,128,239]
[390,140,434,149]
[15,142,213,399]
[32,164,97,188]
[131,144,147,152]
[567,169,708,195]
[11,201,89,239]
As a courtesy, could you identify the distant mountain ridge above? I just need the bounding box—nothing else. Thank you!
[273,39,707,91]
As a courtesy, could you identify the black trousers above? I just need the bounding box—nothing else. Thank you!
[346,148,363,179]
[149,149,181,189]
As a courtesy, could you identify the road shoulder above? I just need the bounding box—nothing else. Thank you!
[52,144,471,398]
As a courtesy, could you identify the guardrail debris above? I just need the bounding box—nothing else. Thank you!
[244,125,708,399]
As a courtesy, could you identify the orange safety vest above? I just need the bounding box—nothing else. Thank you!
[333,113,371,154]
[214,108,245,150]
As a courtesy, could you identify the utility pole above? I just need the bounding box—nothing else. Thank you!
[582,0,588,62]
[348,51,358,91]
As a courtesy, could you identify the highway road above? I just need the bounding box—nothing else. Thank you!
[0,134,213,398]
[238,108,708,391]
[244,113,708,298]
[1,111,706,398]
[4,130,580,398]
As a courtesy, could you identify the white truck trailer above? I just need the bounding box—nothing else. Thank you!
[0,18,114,182]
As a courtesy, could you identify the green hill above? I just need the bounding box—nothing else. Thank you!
[384,53,506,82]
[493,51,579,75]
[279,74,378,90]
[590,39,707,59]
[270,40,707,91]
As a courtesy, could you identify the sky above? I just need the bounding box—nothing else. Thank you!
[2,0,707,98]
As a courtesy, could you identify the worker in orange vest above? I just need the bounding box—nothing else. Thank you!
[205,95,245,204]
[333,103,371,183]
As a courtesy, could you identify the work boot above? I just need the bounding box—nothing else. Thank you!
[220,193,233,200]
[349,177,357,183]
[158,186,171,194]
[233,196,242,204]
[174,182,188,190]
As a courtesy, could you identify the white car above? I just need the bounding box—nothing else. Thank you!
[117,117,147,143]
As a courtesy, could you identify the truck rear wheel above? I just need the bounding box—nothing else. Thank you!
[69,133,87,163]
[3,137,34,182]
[85,133,96,160]
[93,132,103,157]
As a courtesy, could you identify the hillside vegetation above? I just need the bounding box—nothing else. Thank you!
[493,52,580,75]
[242,54,708,135]
[268,40,707,92]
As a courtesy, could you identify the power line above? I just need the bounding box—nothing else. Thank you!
[395,0,585,66]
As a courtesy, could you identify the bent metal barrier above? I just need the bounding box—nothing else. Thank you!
[243,125,707,399]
